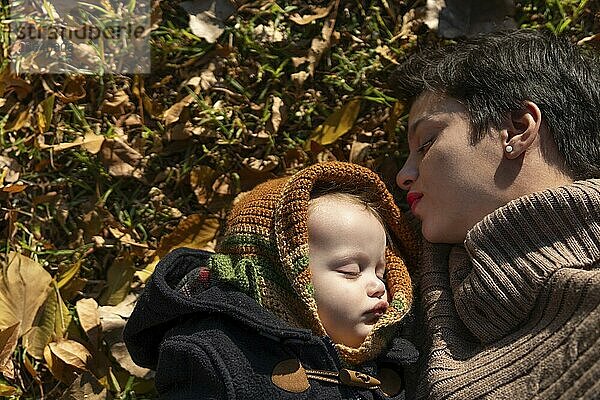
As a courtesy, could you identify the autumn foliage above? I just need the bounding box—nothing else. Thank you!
[0,0,598,398]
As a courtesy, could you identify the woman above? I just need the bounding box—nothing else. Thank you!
[393,29,600,399]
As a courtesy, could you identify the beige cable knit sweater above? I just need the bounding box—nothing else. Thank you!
[415,179,600,399]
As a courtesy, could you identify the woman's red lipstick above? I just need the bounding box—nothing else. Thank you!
[407,192,423,213]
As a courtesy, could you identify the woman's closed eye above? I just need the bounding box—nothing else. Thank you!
[417,137,435,154]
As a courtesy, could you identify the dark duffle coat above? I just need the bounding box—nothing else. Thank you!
[124,248,418,399]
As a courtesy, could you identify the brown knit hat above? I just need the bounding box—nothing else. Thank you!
[209,161,420,365]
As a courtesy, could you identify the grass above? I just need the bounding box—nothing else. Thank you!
[0,0,598,397]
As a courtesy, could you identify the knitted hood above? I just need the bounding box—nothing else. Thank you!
[208,161,420,365]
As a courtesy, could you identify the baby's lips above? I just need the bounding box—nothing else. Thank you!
[369,300,389,316]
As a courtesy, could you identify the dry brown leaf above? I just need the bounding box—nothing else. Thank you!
[101,90,131,115]
[425,0,516,38]
[100,138,145,179]
[76,298,101,349]
[139,216,219,282]
[305,98,361,149]
[306,0,340,76]
[289,3,334,25]
[60,371,108,400]
[349,141,371,164]
[212,174,233,195]
[184,63,218,91]
[40,132,105,154]
[578,33,600,46]
[56,75,87,103]
[0,68,32,100]
[4,103,31,132]
[44,340,92,384]
[0,322,20,379]
[108,227,148,249]
[22,282,73,360]
[181,0,236,43]
[190,165,216,205]
[163,93,195,125]
[0,156,21,186]
[0,252,53,337]
[97,294,153,379]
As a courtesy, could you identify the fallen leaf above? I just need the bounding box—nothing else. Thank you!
[40,132,105,154]
[185,63,218,91]
[306,0,340,76]
[36,95,55,134]
[190,165,216,205]
[56,75,87,103]
[212,174,233,195]
[100,138,145,179]
[163,93,195,125]
[578,33,600,46]
[4,102,31,132]
[0,382,20,397]
[57,260,82,290]
[181,0,236,43]
[349,141,371,164]
[60,371,108,400]
[2,183,27,193]
[22,282,73,360]
[101,90,130,115]
[138,216,219,282]
[289,2,335,25]
[0,322,20,379]
[0,156,21,186]
[0,68,32,99]
[100,254,136,306]
[76,298,101,349]
[44,340,92,384]
[305,98,361,149]
[426,0,516,38]
[97,294,154,379]
[0,252,53,337]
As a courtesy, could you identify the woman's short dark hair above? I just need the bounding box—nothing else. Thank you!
[391,29,600,179]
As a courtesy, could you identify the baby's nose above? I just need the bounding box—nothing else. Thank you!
[367,277,386,299]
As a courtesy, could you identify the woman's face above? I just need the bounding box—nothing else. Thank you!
[396,92,509,243]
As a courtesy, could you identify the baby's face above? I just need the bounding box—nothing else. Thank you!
[308,196,388,348]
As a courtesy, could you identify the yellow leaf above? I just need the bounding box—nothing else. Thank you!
[57,260,81,289]
[100,255,136,306]
[305,98,361,149]
[36,94,55,134]
[41,132,105,154]
[22,282,72,359]
[0,252,53,337]
[0,382,19,396]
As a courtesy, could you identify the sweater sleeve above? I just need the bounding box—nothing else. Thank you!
[155,335,233,399]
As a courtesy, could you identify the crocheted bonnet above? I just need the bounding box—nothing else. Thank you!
[208,161,420,365]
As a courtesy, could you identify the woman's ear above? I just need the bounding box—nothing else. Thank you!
[500,101,542,159]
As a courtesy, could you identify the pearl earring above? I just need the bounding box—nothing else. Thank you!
[505,145,513,153]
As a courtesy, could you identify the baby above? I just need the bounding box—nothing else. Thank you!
[124,161,420,399]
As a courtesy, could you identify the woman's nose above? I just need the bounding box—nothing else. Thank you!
[396,157,418,191]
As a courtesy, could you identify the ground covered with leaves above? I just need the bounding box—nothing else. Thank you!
[0,0,598,398]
